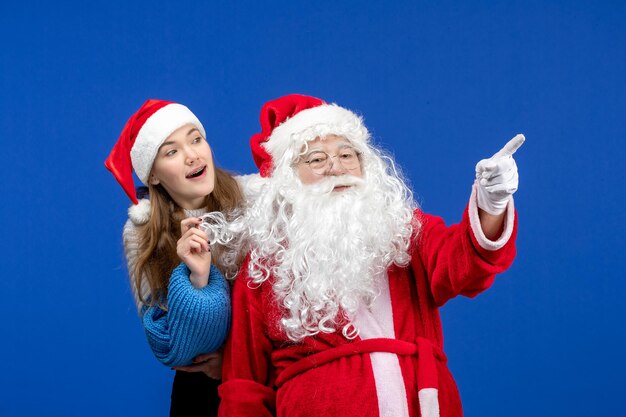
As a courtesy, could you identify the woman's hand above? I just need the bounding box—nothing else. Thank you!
[173,351,224,380]
[177,218,212,288]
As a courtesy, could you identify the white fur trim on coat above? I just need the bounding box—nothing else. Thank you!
[418,388,440,417]
[469,181,515,250]
[234,173,268,202]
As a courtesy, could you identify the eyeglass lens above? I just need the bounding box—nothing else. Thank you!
[306,149,360,173]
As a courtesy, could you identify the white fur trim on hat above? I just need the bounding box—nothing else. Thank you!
[263,104,369,163]
[130,103,206,185]
[128,198,151,225]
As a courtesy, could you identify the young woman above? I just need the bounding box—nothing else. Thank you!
[105,99,244,417]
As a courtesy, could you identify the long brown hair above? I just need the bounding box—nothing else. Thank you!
[131,166,244,307]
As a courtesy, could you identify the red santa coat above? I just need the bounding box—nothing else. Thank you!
[219,193,517,417]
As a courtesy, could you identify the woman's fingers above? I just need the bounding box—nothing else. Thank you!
[173,361,221,379]
[193,352,221,363]
[178,234,210,254]
[180,217,203,233]
[178,227,210,252]
[181,226,209,242]
[176,218,212,279]
[188,234,210,253]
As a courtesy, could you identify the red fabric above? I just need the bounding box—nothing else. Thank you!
[220,207,517,417]
[218,379,276,417]
[274,337,445,391]
[104,99,172,204]
[250,94,325,177]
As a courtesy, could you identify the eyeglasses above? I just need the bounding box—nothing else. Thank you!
[298,147,361,175]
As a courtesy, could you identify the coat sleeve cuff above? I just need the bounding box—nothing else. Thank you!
[468,181,515,251]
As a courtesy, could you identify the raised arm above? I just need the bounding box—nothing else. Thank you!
[122,218,231,367]
[415,135,524,305]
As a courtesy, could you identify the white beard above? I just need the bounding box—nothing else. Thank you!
[247,167,416,342]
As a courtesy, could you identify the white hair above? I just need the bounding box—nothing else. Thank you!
[244,124,419,342]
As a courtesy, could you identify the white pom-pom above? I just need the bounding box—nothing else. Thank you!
[128,199,151,225]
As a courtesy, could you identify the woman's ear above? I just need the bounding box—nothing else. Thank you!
[150,174,160,185]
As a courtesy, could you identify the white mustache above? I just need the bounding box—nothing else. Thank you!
[303,175,365,195]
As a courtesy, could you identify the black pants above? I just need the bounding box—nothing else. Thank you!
[170,371,220,417]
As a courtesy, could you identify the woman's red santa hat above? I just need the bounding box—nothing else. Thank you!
[250,94,370,177]
[105,99,205,222]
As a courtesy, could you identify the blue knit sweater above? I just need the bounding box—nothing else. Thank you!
[141,263,231,367]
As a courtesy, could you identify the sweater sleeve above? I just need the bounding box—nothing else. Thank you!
[122,219,150,312]
[414,185,518,306]
[140,263,231,367]
[219,257,276,417]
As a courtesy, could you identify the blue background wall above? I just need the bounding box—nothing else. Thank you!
[1,1,624,416]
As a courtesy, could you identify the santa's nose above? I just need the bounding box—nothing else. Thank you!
[325,158,347,175]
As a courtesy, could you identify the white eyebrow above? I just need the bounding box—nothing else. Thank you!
[304,142,354,155]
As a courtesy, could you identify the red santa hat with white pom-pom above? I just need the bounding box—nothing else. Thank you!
[105,99,205,224]
[250,94,370,177]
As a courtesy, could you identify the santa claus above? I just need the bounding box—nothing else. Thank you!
[218,94,522,417]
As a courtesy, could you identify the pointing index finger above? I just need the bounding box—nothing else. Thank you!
[493,134,525,158]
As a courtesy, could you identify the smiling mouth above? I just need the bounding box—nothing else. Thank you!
[332,185,352,192]
[186,165,206,179]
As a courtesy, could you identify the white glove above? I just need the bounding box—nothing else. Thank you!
[475,134,525,215]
